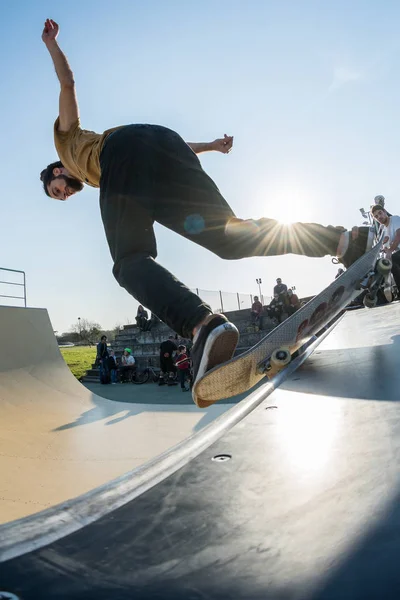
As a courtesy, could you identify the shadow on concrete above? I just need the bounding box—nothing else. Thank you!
[53,379,253,433]
[308,482,400,599]
[282,334,400,401]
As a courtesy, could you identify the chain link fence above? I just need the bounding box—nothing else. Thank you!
[190,288,271,314]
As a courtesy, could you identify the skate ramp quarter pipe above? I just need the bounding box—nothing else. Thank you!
[0,306,231,523]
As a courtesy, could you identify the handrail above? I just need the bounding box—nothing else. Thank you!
[0,267,26,307]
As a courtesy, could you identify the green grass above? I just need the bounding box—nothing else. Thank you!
[60,346,97,380]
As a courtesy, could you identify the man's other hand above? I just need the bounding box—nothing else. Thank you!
[211,134,234,154]
[42,18,59,44]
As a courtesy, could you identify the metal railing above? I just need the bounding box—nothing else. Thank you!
[0,267,27,307]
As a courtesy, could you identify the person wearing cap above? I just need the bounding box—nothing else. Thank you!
[120,348,136,382]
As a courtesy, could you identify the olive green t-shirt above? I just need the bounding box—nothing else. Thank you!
[53,118,122,188]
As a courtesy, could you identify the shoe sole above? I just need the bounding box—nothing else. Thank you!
[193,322,239,386]
[384,290,393,302]
[384,285,393,302]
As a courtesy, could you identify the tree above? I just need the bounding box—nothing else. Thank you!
[69,318,102,346]
[56,331,80,344]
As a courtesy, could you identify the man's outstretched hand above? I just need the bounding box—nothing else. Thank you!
[211,134,234,154]
[42,18,59,45]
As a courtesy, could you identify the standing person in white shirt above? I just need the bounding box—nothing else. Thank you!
[371,205,400,297]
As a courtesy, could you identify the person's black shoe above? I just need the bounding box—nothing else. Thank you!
[337,226,375,268]
[191,314,239,387]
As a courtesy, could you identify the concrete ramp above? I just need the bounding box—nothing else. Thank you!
[2,304,400,599]
[0,306,233,524]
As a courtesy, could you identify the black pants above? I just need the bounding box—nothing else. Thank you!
[119,365,134,382]
[159,355,175,375]
[136,315,149,331]
[99,125,342,338]
[390,250,400,291]
[178,368,191,389]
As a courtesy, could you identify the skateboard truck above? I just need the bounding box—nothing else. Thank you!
[363,257,392,308]
[257,346,291,375]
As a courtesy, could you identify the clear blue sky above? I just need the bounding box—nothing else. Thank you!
[1,0,400,334]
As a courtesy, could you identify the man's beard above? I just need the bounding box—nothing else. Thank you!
[59,174,84,193]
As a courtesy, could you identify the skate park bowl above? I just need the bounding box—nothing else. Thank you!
[2,303,400,599]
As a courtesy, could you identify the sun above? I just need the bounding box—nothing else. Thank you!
[265,185,317,226]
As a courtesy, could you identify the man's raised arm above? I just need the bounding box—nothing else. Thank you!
[187,134,234,155]
[42,19,79,132]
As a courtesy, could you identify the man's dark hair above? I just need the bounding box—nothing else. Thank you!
[40,160,63,197]
[371,204,387,215]
[178,345,186,351]
[101,335,107,341]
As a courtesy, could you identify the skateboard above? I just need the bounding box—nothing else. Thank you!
[193,235,385,408]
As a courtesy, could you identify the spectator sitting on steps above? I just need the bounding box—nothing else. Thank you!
[265,294,284,324]
[136,305,150,331]
[273,278,288,298]
[96,335,109,384]
[119,348,136,382]
[251,295,263,326]
[286,289,300,314]
[159,335,178,386]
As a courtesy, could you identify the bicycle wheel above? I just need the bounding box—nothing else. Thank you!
[132,369,150,384]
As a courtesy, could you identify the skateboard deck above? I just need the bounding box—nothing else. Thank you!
[193,237,384,408]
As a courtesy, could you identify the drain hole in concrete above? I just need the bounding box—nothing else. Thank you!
[212,454,232,462]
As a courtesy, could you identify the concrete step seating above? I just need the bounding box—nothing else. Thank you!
[81,308,280,382]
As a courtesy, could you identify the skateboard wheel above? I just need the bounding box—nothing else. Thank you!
[363,293,378,308]
[376,258,392,275]
[270,347,291,367]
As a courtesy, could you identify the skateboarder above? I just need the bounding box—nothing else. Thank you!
[40,19,375,395]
